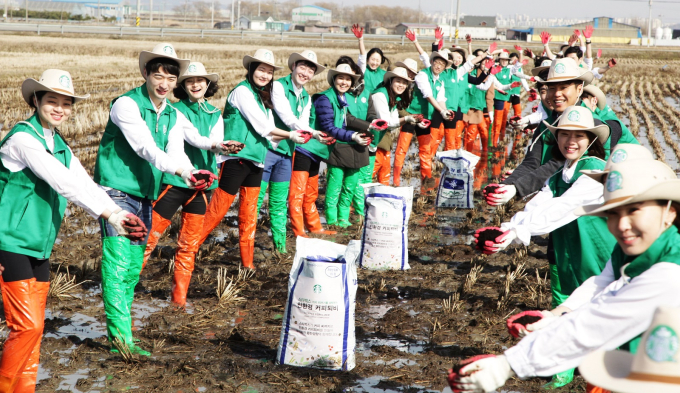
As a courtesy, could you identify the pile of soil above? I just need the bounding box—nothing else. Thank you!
[513,314,543,326]
[484,184,500,195]
[476,228,504,249]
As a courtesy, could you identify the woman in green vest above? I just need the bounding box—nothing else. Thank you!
[0,69,145,391]
[142,62,240,307]
[198,49,308,270]
[477,106,616,389]
[450,146,680,393]
[491,50,513,147]
[351,23,391,94]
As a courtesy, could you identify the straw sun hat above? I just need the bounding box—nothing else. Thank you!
[21,69,90,105]
[138,42,190,79]
[395,58,418,75]
[326,63,361,86]
[579,306,680,393]
[532,58,594,85]
[243,48,282,71]
[583,85,607,110]
[178,62,219,84]
[543,105,610,145]
[580,143,654,181]
[287,50,325,75]
[430,50,453,67]
[383,67,413,84]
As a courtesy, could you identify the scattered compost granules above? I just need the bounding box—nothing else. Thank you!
[513,315,543,326]
[194,172,212,182]
[476,229,504,248]
[484,184,500,195]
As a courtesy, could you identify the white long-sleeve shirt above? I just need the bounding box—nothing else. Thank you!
[358,53,367,73]
[505,261,680,378]
[414,70,446,101]
[500,162,604,245]
[509,62,531,93]
[419,53,431,69]
[370,92,400,129]
[476,75,516,93]
[524,102,549,126]
[271,79,312,132]
[0,127,119,218]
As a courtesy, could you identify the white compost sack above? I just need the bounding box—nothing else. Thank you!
[277,237,360,371]
[435,149,480,208]
[359,183,413,270]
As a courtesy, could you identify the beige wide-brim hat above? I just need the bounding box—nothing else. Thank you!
[22,69,90,105]
[544,105,610,145]
[498,51,510,60]
[581,143,654,181]
[178,62,219,84]
[395,58,418,75]
[531,59,554,77]
[138,43,190,79]
[579,306,680,393]
[450,46,467,61]
[327,63,361,86]
[287,50,325,75]
[383,67,413,84]
[430,50,453,67]
[584,84,607,110]
[576,158,680,216]
[534,58,594,85]
[243,48,282,71]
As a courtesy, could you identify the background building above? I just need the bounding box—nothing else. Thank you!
[509,16,641,44]
[291,5,330,24]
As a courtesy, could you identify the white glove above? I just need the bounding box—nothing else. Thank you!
[390,127,400,139]
[209,142,230,155]
[288,130,307,144]
[525,310,559,334]
[180,168,199,188]
[417,121,429,129]
[510,117,529,129]
[311,130,325,141]
[455,355,515,393]
[486,184,517,206]
[107,209,132,236]
[489,111,494,123]
[440,109,453,121]
[404,115,417,124]
[484,230,517,254]
[352,132,370,146]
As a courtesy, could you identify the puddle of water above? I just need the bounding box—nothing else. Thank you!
[367,304,393,319]
[44,311,106,340]
[344,376,439,392]
[442,389,522,393]
[373,358,418,368]
[57,368,106,392]
[357,336,426,355]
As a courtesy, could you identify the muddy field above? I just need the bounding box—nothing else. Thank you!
[1,34,679,392]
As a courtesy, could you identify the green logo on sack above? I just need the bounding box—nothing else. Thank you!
[188,64,197,73]
[607,171,623,193]
[313,285,322,294]
[59,75,71,89]
[646,325,679,362]
[163,45,174,55]
[567,110,580,122]
[610,149,627,163]
[554,63,567,74]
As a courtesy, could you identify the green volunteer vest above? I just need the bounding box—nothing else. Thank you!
[467,69,487,111]
[346,89,370,121]
[494,67,512,101]
[443,68,470,113]
[222,80,273,164]
[367,86,391,148]
[305,88,346,160]
[95,84,178,200]
[538,109,561,165]
[407,67,444,118]
[273,75,310,157]
[548,157,617,302]
[611,226,680,353]
[364,66,386,95]
[587,103,639,153]
[0,114,72,258]
[163,98,221,191]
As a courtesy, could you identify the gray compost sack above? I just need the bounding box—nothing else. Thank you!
[435,149,480,208]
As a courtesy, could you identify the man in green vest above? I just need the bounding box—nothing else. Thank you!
[94,43,217,356]
[260,50,331,253]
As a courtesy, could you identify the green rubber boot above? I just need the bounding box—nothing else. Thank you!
[126,244,150,356]
[268,181,290,253]
[542,368,574,389]
[337,167,361,227]
[325,165,345,225]
[352,155,375,219]
[256,180,270,215]
[102,237,134,350]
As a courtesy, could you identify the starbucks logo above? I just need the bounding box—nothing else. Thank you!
[610,149,628,164]
[567,110,581,122]
[264,51,273,60]
[163,45,174,55]
[555,63,567,74]
[646,325,679,362]
[313,284,322,294]
[361,97,367,103]
[59,75,71,89]
[188,64,197,73]
[307,52,316,60]
[606,171,623,193]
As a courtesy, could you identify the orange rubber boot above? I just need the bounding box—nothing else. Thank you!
[464,124,479,153]
[142,210,172,271]
[393,132,412,187]
[303,175,336,235]
[171,212,204,306]
[479,117,490,151]
[373,148,391,185]
[444,121,466,151]
[429,124,444,155]
[199,188,237,245]
[500,102,511,141]
[288,170,309,237]
[586,384,611,393]
[512,103,522,117]
[238,187,260,270]
[0,278,44,393]
[492,109,505,147]
[417,134,433,179]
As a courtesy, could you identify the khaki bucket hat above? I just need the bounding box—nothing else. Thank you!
[430,50,453,67]
[583,85,607,110]
[498,50,510,60]
[287,50,325,75]
[533,58,594,85]
[531,59,553,76]
[383,67,413,84]
[243,48,282,71]
[544,105,610,145]
[178,62,219,83]
[327,63,361,86]
[395,58,418,75]
[579,306,680,393]
[138,43,190,79]
[450,46,467,61]
[581,144,654,181]
[576,158,680,216]
[22,69,90,105]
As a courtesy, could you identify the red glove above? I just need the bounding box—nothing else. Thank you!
[351,24,363,39]
[509,115,521,123]
[481,230,515,254]
[413,114,424,123]
[573,29,581,37]
[510,81,521,88]
[521,58,529,66]
[583,25,594,39]
[501,170,513,182]
[490,65,502,75]
[123,214,148,241]
[597,49,602,59]
[224,141,245,154]
[418,119,431,128]
[317,132,335,145]
[488,42,497,53]
[513,44,522,52]
[483,58,495,70]
[473,227,502,252]
[528,88,538,102]
[298,130,313,144]
[447,354,497,392]
[435,26,444,41]
[370,119,388,131]
[465,34,472,43]
[506,310,546,338]
[540,31,551,45]
[608,58,617,68]
[532,105,538,113]
[529,76,536,82]
[438,39,444,51]
[405,29,416,42]
[568,34,579,47]
[523,48,534,58]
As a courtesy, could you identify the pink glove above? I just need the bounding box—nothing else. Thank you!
[506,310,546,338]
[482,230,516,254]
[123,214,148,241]
[418,119,431,128]
[438,39,444,51]
[501,170,513,182]
[521,58,529,66]
[405,29,416,42]
[529,76,536,82]
[510,81,521,88]
[540,31,551,45]
[488,42,497,53]
[532,105,538,113]
[298,130,313,143]
[573,29,581,37]
[473,226,503,252]
[483,58,495,70]
[528,88,538,102]
[317,132,335,145]
[608,58,617,68]
[370,119,388,131]
[435,26,444,41]
[597,49,602,59]
[465,34,472,43]
[568,34,579,47]
[490,65,502,75]
[583,25,594,39]
[351,24,363,39]
[448,354,497,392]
[193,169,218,190]
[224,141,245,154]
[513,44,522,52]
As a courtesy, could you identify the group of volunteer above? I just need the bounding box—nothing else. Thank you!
[0,21,676,393]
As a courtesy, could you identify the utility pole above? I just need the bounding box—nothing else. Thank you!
[4,0,8,22]
[98,0,101,21]
[162,0,165,26]
[258,0,260,16]
[417,0,421,26]
[24,0,27,22]
[149,0,153,25]
[237,0,240,29]
[647,0,652,47]
[454,0,461,45]
[231,0,234,28]
[211,0,214,26]
[136,0,140,24]
[449,0,454,42]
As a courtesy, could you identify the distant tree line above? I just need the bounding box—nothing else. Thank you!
[12,9,116,22]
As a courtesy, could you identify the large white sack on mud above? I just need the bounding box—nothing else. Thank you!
[277,237,360,371]
[435,149,480,208]
[359,184,413,271]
